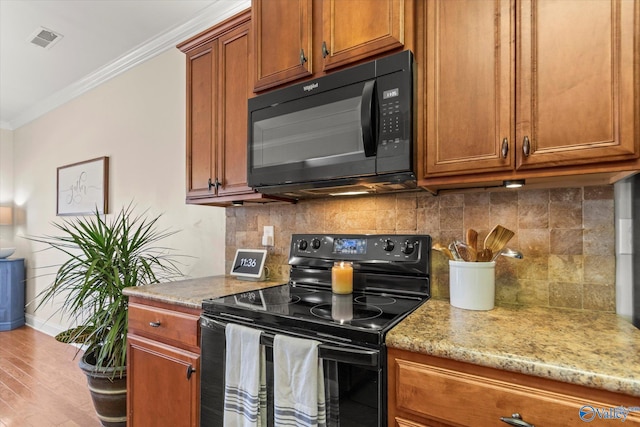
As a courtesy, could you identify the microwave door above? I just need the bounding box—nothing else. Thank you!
[249,81,377,187]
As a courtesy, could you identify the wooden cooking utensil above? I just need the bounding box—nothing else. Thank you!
[455,240,477,262]
[476,248,494,262]
[466,228,478,252]
[483,225,515,255]
[432,243,454,260]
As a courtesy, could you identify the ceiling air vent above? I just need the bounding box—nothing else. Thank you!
[27,27,63,49]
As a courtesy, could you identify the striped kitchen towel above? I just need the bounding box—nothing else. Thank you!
[273,334,326,427]
[223,324,267,427]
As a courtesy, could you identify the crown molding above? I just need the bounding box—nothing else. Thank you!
[5,0,250,131]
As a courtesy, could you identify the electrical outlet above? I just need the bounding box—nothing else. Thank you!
[262,225,274,247]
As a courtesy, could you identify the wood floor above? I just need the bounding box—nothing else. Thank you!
[0,326,101,427]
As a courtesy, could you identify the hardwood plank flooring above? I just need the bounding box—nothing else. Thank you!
[0,326,100,427]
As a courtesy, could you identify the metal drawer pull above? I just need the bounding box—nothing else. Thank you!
[501,138,509,158]
[300,49,307,65]
[500,413,534,427]
[186,365,196,380]
[149,321,161,327]
[522,136,531,157]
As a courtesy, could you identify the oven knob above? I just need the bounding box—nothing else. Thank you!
[311,238,321,250]
[401,240,416,254]
[298,240,308,251]
[382,239,395,251]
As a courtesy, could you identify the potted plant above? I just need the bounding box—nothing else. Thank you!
[28,204,183,427]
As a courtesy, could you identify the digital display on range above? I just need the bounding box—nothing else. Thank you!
[333,238,367,255]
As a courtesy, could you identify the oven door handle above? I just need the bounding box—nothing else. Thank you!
[201,317,379,367]
[260,333,378,367]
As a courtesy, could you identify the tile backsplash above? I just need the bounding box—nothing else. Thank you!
[226,186,615,312]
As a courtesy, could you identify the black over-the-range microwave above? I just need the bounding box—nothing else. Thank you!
[247,50,415,199]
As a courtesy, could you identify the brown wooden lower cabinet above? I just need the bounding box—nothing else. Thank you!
[388,347,640,427]
[127,298,201,427]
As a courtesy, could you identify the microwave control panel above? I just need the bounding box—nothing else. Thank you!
[377,70,411,161]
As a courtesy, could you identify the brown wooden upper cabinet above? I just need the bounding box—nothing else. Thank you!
[421,0,638,185]
[252,0,410,92]
[178,10,291,206]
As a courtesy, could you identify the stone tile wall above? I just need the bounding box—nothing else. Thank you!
[225,186,615,311]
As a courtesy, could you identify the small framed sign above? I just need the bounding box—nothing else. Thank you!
[57,156,109,216]
[230,249,267,281]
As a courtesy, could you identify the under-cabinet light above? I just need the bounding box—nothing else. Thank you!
[329,191,371,197]
[503,180,525,189]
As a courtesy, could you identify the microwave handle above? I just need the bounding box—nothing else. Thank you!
[361,80,377,157]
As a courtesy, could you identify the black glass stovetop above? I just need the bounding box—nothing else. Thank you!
[202,283,427,346]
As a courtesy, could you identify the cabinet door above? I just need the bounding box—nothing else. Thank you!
[128,335,199,427]
[423,0,514,177]
[217,21,255,197]
[253,0,313,91]
[185,41,217,199]
[388,349,640,427]
[321,0,406,72]
[517,0,638,169]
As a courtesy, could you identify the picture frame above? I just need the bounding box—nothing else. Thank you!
[57,156,109,216]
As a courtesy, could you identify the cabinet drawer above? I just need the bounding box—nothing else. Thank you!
[393,358,640,427]
[128,302,199,349]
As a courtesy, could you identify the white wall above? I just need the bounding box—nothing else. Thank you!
[9,49,226,334]
[0,128,15,244]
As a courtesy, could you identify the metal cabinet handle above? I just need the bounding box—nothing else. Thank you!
[300,48,307,65]
[522,136,531,157]
[501,138,509,158]
[149,321,161,328]
[208,178,220,192]
[186,365,196,380]
[322,41,330,58]
[500,413,535,427]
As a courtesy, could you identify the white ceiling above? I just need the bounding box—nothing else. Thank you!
[0,0,251,130]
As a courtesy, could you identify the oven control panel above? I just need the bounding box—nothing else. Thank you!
[290,233,431,266]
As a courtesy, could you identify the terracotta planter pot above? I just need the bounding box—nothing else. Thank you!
[78,352,127,427]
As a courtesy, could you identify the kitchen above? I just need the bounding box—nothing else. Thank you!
[1,0,639,426]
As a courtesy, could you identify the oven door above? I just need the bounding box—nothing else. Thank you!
[200,316,384,427]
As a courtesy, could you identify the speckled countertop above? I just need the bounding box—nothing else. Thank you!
[122,275,284,310]
[124,277,640,397]
[387,299,640,397]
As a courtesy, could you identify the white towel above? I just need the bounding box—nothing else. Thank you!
[273,334,327,427]
[223,324,267,427]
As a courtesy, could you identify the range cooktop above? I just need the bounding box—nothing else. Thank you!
[202,283,428,346]
[203,234,431,346]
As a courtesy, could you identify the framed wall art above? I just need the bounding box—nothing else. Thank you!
[57,156,109,216]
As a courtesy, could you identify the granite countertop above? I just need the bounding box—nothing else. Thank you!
[122,275,284,310]
[386,299,640,397]
[124,277,640,397]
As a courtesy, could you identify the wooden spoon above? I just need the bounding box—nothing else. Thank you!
[483,225,515,255]
[455,240,477,262]
[432,243,454,260]
[466,228,478,252]
[476,248,494,262]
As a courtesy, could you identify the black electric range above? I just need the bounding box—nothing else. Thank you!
[200,233,431,427]
[202,233,431,347]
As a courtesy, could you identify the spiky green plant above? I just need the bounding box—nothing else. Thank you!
[29,204,183,376]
